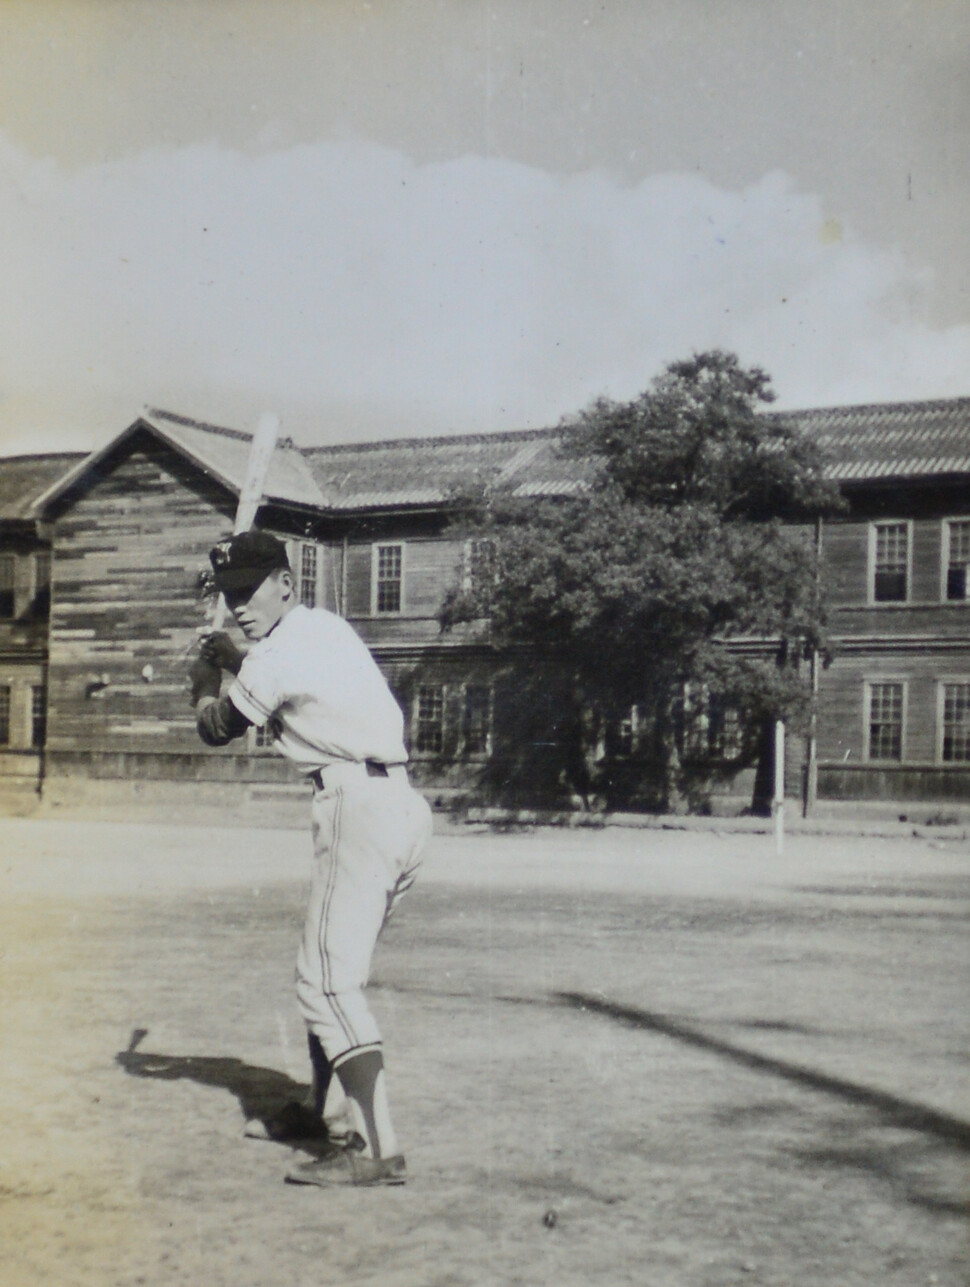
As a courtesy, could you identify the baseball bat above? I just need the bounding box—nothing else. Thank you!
[208,411,280,632]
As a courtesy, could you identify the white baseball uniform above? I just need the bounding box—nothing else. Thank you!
[227,604,433,1063]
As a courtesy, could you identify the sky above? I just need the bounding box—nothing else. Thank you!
[1,0,968,456]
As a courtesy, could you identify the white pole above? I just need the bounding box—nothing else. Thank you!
[773,719,785,857]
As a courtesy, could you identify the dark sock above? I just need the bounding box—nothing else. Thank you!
[334,1047,391,1157]
[307,1032,333,1119]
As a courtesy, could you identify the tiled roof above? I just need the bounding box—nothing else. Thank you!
[12,394,970,522]
[303,396,970,506]
[0,453,86,521]
[302,427,593,510]
[780,397,970,482]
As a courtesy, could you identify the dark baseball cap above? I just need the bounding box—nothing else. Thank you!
[209,530,291,593]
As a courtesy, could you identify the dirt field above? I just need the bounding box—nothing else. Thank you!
[1,815,968,1287]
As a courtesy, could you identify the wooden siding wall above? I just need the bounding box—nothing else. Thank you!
[342,535,464,642]
[815,500,970,798]
[343,543,372,617]
[47,435,236,758]
[816,653,970,762]
[821,521,865,607]
[28,431,970,805]
[404,538,463,616]
[318,544,341,614]
[913,521,947,603]
[823,511,970,618]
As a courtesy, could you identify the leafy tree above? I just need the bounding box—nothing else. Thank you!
[440,351,843,813]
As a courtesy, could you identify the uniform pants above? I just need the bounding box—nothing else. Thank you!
[295,769,433,1063]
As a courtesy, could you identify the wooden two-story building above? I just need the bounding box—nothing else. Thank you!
[0,451,84,800]
[804,398,970,803]
[3,396,969,812]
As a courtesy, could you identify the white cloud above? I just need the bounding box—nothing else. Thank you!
[0,134,968,454]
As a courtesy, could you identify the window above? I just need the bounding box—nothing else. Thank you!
[462,685,492,755]
[0,556,14,618]
[374,544,403,614]
[0,685,9,745]
[298,543,318,607]
[945,520,970,601]
[872,522,908,602]
[709,702,742,759]
[30,685,46,748]
[867,682,904,761]
[681,684,710,757]
[941,683,970,763]
[252,712,281,750]
[415,684,444,753]
[462,538,496,593]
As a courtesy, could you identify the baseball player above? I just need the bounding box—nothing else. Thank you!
[189,530,433,1187]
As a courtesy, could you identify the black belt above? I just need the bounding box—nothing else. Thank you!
[308,760,389,792]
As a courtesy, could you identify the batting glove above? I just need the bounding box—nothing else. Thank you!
[199,631,245,675]
[188,657,222,706]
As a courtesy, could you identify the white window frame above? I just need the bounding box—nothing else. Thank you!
[936,677,970,764]
[30,684,46,749]
[249,722,276,753]
[708,700,742,760]
[863,677,908,763]
[461,538,496,593]
[284,539,321,608]
[868,520,912,606]
[941,518,970,603]
[413,683,445,755]
[372,542,405,616]
[297,541,320,608]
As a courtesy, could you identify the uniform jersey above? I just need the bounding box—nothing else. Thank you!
[226,604,407,772]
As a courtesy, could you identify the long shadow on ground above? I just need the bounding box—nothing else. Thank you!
[114,1028,328,1152]
[558,993,967,1158]
[370,978,970,1156]
[559,992,970,1219]
[559,991,970,1153]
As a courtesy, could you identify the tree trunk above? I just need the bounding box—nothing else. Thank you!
[750,718,775,816]
[665,738,689,815]
[660,691,689,815]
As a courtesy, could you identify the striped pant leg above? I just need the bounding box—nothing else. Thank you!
[295,779,431,1062]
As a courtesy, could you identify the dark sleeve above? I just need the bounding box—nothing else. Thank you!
[196,695,253,747]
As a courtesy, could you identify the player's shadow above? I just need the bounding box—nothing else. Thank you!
[114,1029,323,1151]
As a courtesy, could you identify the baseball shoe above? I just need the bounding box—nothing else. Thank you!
[243,1101,349,1145]
[285,1140,407,1188]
